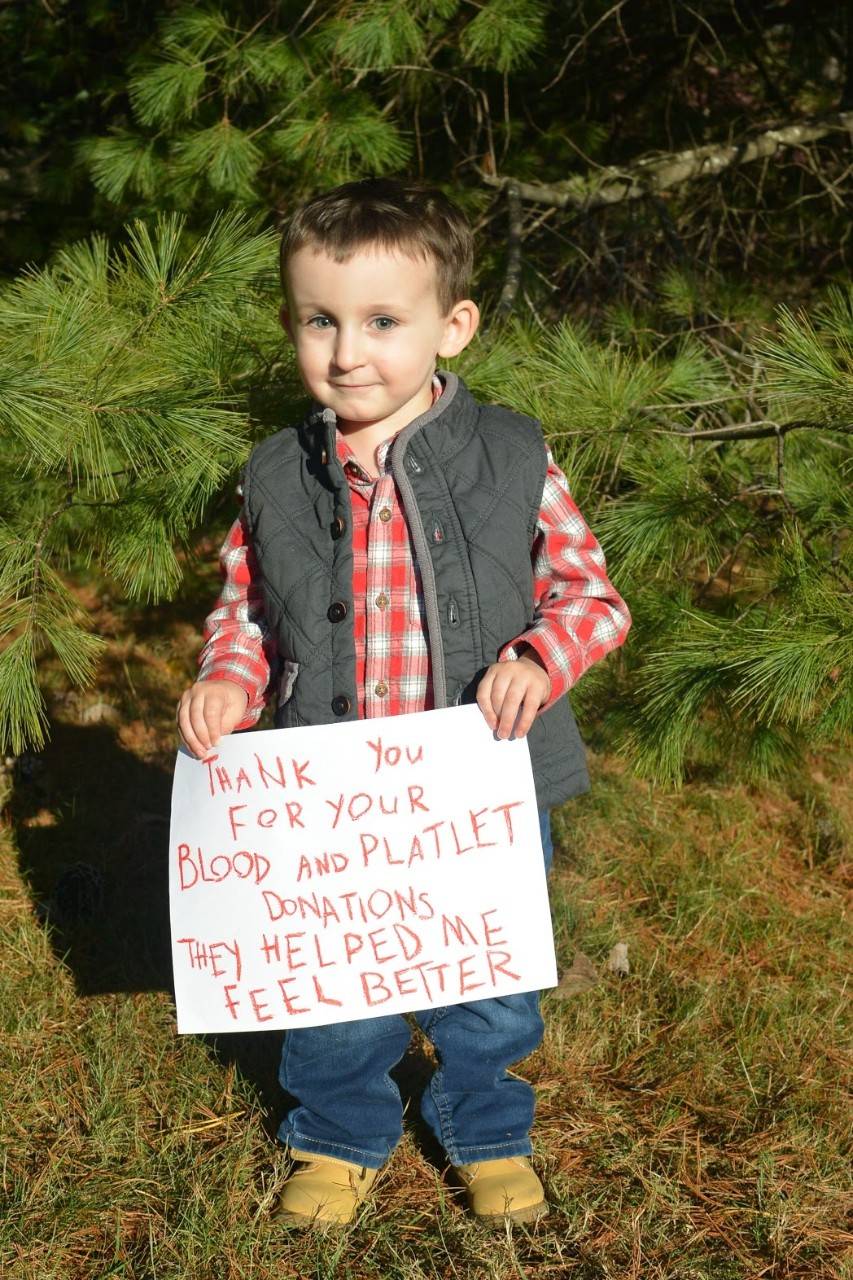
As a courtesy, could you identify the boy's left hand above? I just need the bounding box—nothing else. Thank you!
[476,647,551,740]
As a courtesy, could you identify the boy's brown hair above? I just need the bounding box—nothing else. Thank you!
[279,178,474,315]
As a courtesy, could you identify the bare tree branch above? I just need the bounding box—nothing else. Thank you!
[652,419,853,441]
[495,182,523,316]
[478,113,853,210]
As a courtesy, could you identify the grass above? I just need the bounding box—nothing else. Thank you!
[1,571,851,1279]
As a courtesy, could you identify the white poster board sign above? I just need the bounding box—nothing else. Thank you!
[168,704,557,1033]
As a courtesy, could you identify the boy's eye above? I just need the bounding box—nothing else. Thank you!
[307,315,332,329]
[372,316,397,330]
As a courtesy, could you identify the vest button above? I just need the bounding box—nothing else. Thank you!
[378,506,392,522]
[331,516,346,539]
[331,695,351,716]
[327,601,348,623]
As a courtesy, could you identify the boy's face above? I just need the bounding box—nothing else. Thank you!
[280,244,479,433]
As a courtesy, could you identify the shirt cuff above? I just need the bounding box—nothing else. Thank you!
[498,629,582,712]
[196,665,267,732]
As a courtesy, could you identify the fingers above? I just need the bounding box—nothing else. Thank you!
[512,685,542,739]
[177,689,206,759]
[476,666,499,732]
[495,678,526,741]
[176,682,248,759]
[190,693,216,757]
[476,661,550,740]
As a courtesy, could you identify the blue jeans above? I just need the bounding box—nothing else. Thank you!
[276,810,554,1168]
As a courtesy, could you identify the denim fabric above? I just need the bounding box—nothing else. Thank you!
[277,809,554,1168]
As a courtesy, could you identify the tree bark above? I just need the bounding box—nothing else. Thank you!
[479,113,853,210]
[495,182,523,315]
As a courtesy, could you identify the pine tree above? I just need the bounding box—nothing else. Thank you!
[5,0,849,295]
[0,212,282,753]
[455,290,853,784]
[2,215,849,781]
[79,3,416,214]
[1,2,851,784]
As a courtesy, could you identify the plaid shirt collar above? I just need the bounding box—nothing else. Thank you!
[335,373,444,485]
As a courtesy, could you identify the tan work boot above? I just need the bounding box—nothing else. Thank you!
[454,1156,548,1223]
[273,1148,380,1226]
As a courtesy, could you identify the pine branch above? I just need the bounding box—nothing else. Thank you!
[0,212,286,753]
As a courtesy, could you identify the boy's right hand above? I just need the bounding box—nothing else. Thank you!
[176,680,249,759]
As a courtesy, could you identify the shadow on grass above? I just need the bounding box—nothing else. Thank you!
[13,720,174,995]
[11,717,449,1163]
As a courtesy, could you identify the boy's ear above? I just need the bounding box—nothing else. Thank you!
[279,303,293,340]
[437,299,480,359]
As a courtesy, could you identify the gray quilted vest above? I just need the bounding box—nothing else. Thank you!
[241,371,591,808]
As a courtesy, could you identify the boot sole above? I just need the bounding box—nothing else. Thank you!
[273,1205,357,1228]
[471,1198,549,1225]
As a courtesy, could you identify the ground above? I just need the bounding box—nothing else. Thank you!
[1,565,850,1280]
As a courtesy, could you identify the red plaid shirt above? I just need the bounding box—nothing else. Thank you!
[199,384,631,726]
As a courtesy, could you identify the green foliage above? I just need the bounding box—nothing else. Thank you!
[451,296,852,783]
[270,91,411,182]
[2,195,850,778]
[658,269,705,322]
[237,36,306,94]
[0,1,851,779]
[759,289,853,426]
[330,1,427,69]
[81,131,162,204]
[128,52,207,127]
[2,0,850,287]
[172,121,263,201]
[0,213,282,754]
[460,0,547,72]
[69,2,419,204]
[161,7,230,56]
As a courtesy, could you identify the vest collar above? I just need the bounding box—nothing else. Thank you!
[303,371,480,467]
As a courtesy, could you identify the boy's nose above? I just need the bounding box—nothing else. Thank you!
[332,327,366,371]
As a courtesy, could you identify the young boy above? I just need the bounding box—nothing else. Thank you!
[177,178,631,1227]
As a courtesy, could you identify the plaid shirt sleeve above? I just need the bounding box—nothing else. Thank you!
[196,507,277,730]
[499,446,632,709]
